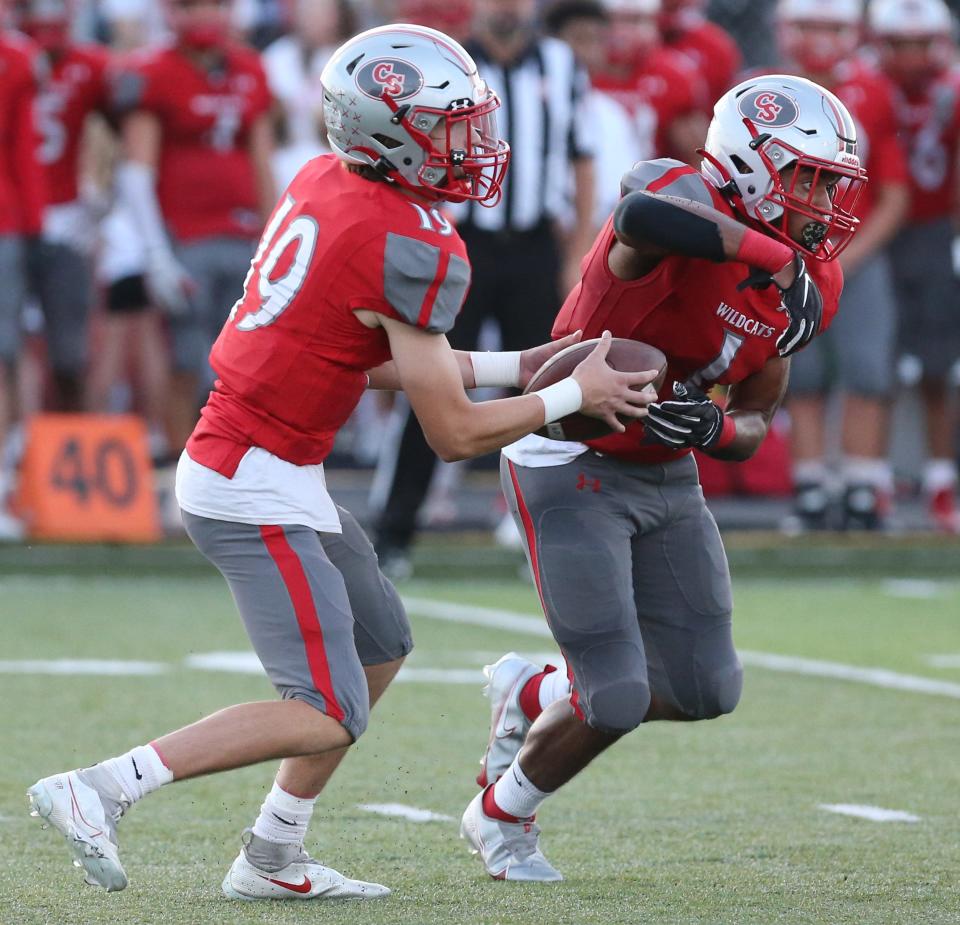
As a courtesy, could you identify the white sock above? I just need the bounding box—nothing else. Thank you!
[96,743,173,804]
[842,456,892,492]
[492,757,550,820]
[923,458,958,495]
[539,664,572,711]
[252,781,316,845]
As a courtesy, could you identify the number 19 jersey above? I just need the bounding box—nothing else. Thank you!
[186,154,471,478]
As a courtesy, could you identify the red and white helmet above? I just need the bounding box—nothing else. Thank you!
[868,0,955,88]
[165,0,231,51]
[701,74,868,260]
[603,0,661,66]
[321,24,510,205]
[776,0,862,73]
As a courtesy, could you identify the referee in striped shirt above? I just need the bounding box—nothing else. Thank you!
[373,0,597,575]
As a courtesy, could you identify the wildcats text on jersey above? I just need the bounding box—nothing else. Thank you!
[715,302,777,338]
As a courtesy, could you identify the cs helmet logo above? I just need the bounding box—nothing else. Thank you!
[737,89,799,128]
[356,58,425,101]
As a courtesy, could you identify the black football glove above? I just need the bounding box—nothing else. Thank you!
[644,381,724,450]
[736,253,823,358]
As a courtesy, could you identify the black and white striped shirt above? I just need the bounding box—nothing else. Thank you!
[454,36,595,234]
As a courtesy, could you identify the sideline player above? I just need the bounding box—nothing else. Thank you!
[460,74,868,880]
[16,0,112,412]
[0,15,44,537]
[111,0,276,453]
[870,0,960,532]
[27,24,656,900]
[776,0,909,530]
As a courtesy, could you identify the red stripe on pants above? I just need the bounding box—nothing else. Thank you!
[507,460,585,721]
[259,525,346,723]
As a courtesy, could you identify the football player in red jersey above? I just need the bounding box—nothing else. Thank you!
[28,25,654,899]
[111,0,277,452]
[459,75,868,880]
[13,0,111,412]
[870,0,960,532]
[0,12,45,538]
[592,0,709,164]
[659,0,742,104]
[776,0,910,530]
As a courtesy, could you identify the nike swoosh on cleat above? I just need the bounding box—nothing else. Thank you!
[260,874,312,894]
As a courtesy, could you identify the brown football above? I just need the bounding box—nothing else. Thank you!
[523,337,668,442]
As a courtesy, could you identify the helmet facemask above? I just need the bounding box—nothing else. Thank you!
[702,118,867,260]
[382,91,510,204]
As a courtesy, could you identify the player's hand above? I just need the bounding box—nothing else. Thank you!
[518,330,582,390]
[644,381,724,449]
[773,254,822,357]
[571,330,659,433]
[145,248,195,316]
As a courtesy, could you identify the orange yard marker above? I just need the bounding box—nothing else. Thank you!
[16,414,161,542]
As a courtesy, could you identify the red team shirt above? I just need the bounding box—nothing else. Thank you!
[664,18,742,107]
[553,160,843,464]
[187,155,471,476]
[0,32,45,234]
[114,43,272,240]
[824,60,908,222]
[888,64,960,222]
[37,44,110,205]
[594,48,706,157]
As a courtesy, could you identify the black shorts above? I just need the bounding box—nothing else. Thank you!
[107,274,150,314]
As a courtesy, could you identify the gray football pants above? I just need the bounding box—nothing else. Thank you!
[182,505,413,742]
[502,452,742,735]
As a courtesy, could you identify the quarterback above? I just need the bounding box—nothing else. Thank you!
[461,75,868,880]
[27,25,654,899]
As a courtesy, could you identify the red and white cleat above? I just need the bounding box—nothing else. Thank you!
[222,829,391,901]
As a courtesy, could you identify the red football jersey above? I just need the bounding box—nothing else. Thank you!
[828,60,908,223]
[594,48,706,158]
[113,43,272,240]
[0,31,46,234]
[889,65,960,223]
[553,160,843,464]
[664,19,742,107]
[187,156,472,476]
[37,44,110,205]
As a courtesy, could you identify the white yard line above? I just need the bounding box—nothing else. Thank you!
[402,596,960,700]
[882,579,945,599]
[924,654,960,669]
[0,659,168,675]
[818,803,921,823]
[357,803,453,823]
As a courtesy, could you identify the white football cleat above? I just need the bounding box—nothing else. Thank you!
[477,653,543,788]
[27,770,129,892]
[460,790,562,882]
[222,829,391,901]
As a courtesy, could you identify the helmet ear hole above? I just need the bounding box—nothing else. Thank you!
[371,133,404,150]
[729,155,754,174]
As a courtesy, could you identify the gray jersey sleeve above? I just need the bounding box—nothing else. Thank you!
[619,159,715,207]
[382,232,470,334]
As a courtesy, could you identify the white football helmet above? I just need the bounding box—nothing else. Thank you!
[868,0,953,36]
[321,24,510,204]
[701,74,867,260]
[776,0,863,73]
[777,0,862,25]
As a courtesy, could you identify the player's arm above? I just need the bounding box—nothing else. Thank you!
[116,109,193,313]
[366,330,583,391]
[380,318,656,461]
[248,112,277,225]
[643,356,789,462]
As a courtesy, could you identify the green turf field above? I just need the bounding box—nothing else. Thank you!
[2,572,959,924]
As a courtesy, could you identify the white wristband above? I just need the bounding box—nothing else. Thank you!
[536,377,583,424]
[469,350,522,388]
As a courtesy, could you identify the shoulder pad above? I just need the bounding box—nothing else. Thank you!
[383,233,470,334]
[620,159,715,207]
